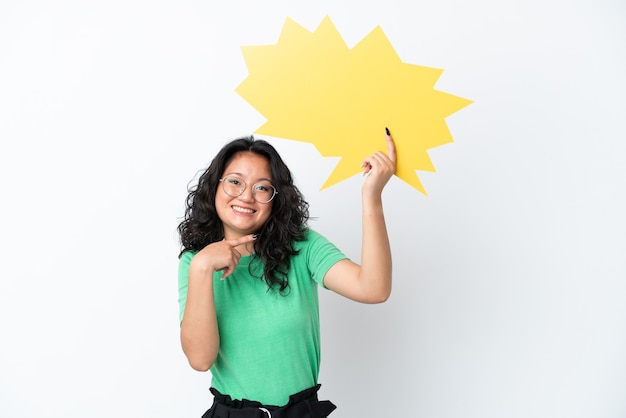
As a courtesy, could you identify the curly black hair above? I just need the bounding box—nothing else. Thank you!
[177,136,310,293]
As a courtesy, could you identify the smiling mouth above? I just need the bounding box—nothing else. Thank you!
[232,205,256,214]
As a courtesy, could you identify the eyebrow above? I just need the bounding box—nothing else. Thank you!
[224,172,273,182]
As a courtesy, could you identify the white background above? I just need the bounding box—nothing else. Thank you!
[1,1,625,417]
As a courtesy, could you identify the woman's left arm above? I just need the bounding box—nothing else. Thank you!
[324,130,396,303]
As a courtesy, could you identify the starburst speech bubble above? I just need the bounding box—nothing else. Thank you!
[236,16,472,195]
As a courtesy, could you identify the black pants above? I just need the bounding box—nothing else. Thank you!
[201,384,336,418]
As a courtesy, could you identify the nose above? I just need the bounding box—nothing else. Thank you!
[238,184,255,202]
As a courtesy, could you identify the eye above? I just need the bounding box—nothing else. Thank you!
[227,177,242,186]
[254,184,270,192]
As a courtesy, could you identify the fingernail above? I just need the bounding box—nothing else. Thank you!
[385,127,390,135]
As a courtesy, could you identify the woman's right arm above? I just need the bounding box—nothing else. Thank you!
[180,254,220,371]
[180,235,256,371]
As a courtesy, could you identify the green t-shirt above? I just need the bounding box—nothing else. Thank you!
[178,228,347,406]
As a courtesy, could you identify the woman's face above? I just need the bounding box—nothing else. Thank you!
[216,151,274,239]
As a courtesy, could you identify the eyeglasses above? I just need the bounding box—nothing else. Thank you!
[219,175,278,203]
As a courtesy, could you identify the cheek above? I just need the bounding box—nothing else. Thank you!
[215,188,229,205]
[214,191,229,217]
[259,203,273,222]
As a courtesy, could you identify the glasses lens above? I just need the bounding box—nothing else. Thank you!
[222,176,245,197]
[252,182,276,203]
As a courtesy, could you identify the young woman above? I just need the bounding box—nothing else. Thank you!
[177,130,396,417]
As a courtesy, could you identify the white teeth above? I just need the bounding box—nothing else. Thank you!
[233,206,255,214]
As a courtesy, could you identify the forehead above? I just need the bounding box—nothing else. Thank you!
[223,151,271,178]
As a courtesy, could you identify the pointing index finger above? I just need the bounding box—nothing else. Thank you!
[385,127,397,165]
[226,234,257,247]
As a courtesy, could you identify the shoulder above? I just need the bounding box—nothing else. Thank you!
[293,228,346,262]
[294,228,328,249]
[178,250,199,275]
[291,228,348,288]
[179,250,198,265]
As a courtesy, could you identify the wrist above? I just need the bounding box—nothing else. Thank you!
[189,255,216,278]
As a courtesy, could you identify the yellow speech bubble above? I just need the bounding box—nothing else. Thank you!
[236,16,472,195]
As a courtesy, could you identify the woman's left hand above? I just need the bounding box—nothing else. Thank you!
[361,128,397,196]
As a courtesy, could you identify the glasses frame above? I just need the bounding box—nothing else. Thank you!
[219,175,278,203]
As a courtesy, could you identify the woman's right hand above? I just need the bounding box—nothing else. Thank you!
[191,234,257,279]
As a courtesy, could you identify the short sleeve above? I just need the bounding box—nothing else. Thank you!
[299,229,348,289]
[177,251,197,324]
